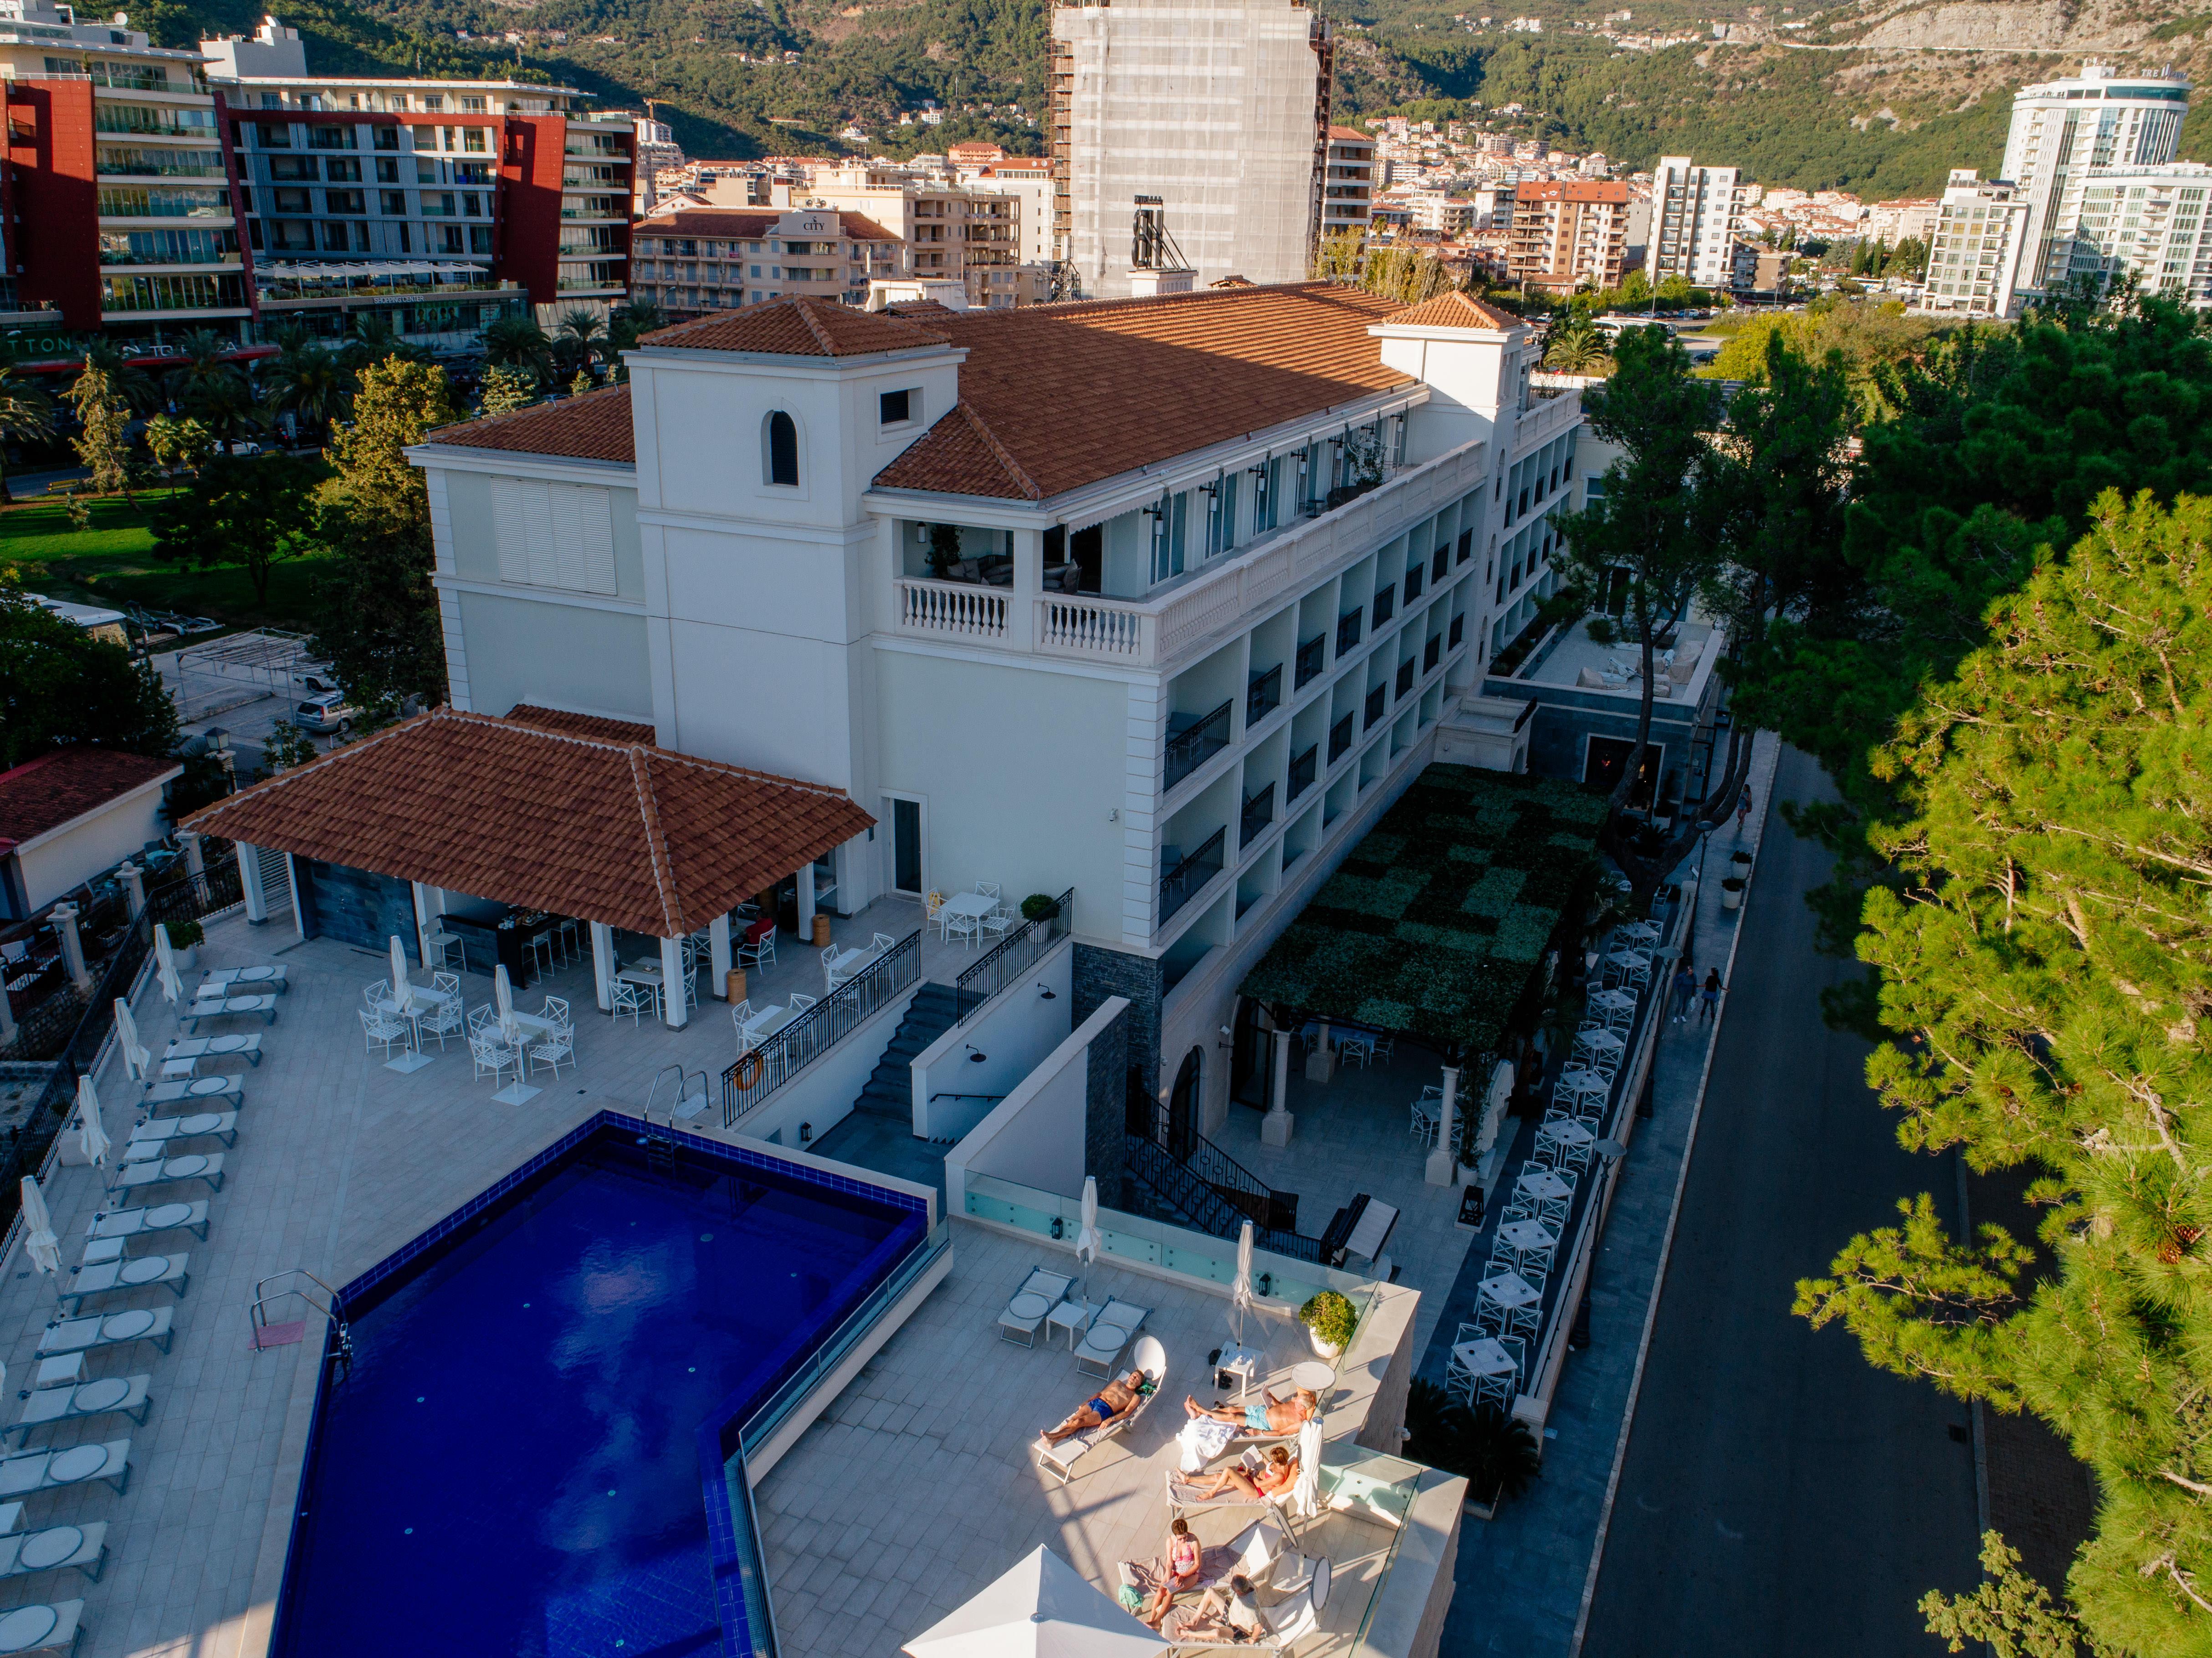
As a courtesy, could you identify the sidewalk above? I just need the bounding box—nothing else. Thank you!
[1433,730,1783,1658]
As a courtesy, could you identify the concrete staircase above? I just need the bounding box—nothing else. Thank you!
[849,982,959,1123]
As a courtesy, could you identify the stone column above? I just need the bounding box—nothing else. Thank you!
[589,922,615,1013]
[797,862,817,940]
[709,912,732,998]
[177,831,206,905]
[658,934,689,1029]
[1261,1027,1295,1146]
[51,904,89,991]
[1425,1065,1460,1187]
[238,844,267,924]
[1304,1019,1335,1084]
[117,861,145,920]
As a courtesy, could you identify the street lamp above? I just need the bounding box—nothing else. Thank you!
[205,727,234,792]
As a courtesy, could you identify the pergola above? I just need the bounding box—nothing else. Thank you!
[182,707,873,1028]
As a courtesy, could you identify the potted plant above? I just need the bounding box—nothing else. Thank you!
[1720,875,1746,911]
[1404,1379,1542,1519]
[164,916,203,970]
[1299,1290,1358,1358]
[1730,849,1752,869]
[1019,893,1060,924]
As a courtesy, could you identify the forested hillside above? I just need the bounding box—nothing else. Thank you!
[160,0,2204,200]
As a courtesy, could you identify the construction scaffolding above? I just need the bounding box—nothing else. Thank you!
[166,629,324,723]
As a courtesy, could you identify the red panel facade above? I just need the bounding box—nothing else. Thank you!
[8,81,103,330]
[497,113,569,308]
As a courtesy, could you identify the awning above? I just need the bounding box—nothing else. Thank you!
[182,707,873,938]
[254,260,491,280]
[1239,764,1605,1053]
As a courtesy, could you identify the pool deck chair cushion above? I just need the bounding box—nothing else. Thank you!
[140,1076,243,1113]
[1075,1298,1151,1377]
[8,1378,152,1448]
[0,1599,86,1657]
[997,1265,1074,1346]
[0,1440,132,1499]
[1165,1448,1296,1520]
[0,1522,108,1584]
[1035,1336,1166,1484]
[57,1254,189,1316]
[37,1307,174,1359]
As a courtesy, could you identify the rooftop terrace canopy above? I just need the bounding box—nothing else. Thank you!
[1240,766,1606,1054]
[181,707,873,939]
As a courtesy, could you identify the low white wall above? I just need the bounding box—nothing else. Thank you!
[17,776,177,915]
[730,981,921,1151]
[911,938,1075,1140]
[943,995,1125,1219]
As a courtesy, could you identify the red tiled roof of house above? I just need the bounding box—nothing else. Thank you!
[1327,126,1372,142]
[871,281,1416,501]
[1513,179,1632,204]
[430,385,635,465]
[1381,290,1526,333]
[645,296,948,357]
[179,708,871,938]
[504,704,659,744]
[637,207,900,242]
[0,747,179,853]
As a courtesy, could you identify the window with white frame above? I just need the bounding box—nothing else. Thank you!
[490,477,618,593]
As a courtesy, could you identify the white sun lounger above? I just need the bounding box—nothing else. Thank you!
[125,1112,238,1157]
[1035,1336,1165,1484]
[0,1441,131,1499]
[998,1266,1075,1347]
[159,1033,262,1072]
[139,1075,243,1113]
[1165,1447,1297,1520]
[0,1598,86,1657]
[1075,1298,1151,1377]
[176,994,277,1031]
[7,1379,151,1448]
[57,1254,188,1316]
[108,1154,223,1197]
[195,966,287,996]
[1121,1516,1286,1605]
[37,1307,174,1360]
[87,1201,208,1244]
[0,1522,108,1585]
[1161,1556,1332,1655]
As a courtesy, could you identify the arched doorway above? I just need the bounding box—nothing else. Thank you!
[1166,1048,1202,1160]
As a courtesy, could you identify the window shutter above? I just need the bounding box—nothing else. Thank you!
[491,478,617,594]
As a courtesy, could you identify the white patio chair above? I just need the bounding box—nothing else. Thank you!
[787,993,818,1016]
[610,979,652,1028]
[1335,1034,1373,1069]
[466,1002,495,1035]
[527,931,558,980]
[364,978,394,1012]
[470,1027,520,1085]
[425,926,467,973]
[736,925,777,972]
[432,970,461,1002]
[558,917,583,962]
[418,993,463,1050]
[978,902,1016,941]
[942,909,979,948]
[540,996,571,1029]
[974,881,1002,900]
[730,999,757,1052]
[683,961,699,1011]
[1409,1093,1438,1146]
[527,1024,574,1080]
[359,1005,408,1059]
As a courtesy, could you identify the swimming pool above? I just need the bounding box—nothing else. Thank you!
[274,1115,933,1658]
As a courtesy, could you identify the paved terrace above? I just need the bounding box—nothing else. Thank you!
[0,894,982,1658]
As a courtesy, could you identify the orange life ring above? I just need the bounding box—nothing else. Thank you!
[733,1049,766,1091]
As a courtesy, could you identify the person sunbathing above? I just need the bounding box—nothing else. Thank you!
[1182,1443,1298,1502]
[1043,1368,1148,1445]
[1185,1386,1318,1437]
[1159,1579,1261,1643]
[1129,1518,1205,1627]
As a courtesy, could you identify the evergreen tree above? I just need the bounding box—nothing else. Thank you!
[0,362,54,506]
[476,363,537,417]
[0,578,178,766]
[151,454,319,605]
[66,360,137,502]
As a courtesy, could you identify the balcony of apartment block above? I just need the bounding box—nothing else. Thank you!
[883,438,1503,675]
[254,259,521,308]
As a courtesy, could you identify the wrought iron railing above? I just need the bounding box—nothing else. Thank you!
[1240,783,1275,849]
[1328,714,1354,764]
[1164,699,1231,791]
[1372,581,1396,626]
[954,887,1072,1023]
[1245,664,1282,726]
[1158,828,1225,924]
[1295,634,1326,690]
[1124,1134,1319,1261]
[1287,746,1318,803]
[721,931,920,1126]
[1336,607,1363,655]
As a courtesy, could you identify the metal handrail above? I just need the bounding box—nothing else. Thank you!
[1164,698,1233,790]
[721,932,920,1126]
[1158,828,1225,924]
[1295,634,1326,689]
[1246,663,1282,725]
[953,888,1072,1022]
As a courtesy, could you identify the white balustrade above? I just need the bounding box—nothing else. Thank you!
[896,577,1009,640]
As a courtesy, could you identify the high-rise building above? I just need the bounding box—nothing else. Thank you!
[1914,170,2032,319]
[1648,156,1750,290]
[799,164,1027,308]
[2000,61,2189,292]
[1322,126,1374,237]
[629,205,902,315]
[1050,0,1331,297]
[2041,162,2212,308]
[1507,179,1630,292]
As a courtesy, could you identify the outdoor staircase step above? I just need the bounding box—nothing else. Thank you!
[849,983,960,1121]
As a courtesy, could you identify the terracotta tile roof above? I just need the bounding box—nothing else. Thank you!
[180,708,872,938]
[1381,290,1526,333]
[1513,180,1631,204]
[870,282,1416,502]
[429,385,635,465]
[505,704,659,744]
[1327,126,1372,142]
[636,207,899,242]
[0,747,180,853]
[644,296,948,357]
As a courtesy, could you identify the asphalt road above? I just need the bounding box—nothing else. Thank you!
[1582,744,1981,1658]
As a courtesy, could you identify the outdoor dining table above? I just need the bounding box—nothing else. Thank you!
[1450,1334,1519,1392]
[1517,1167,1574,1206]
[936,891,997,947]
[739,1004,798,1046]
[1496,1217,1559,1275]
[1479,1270,1541,1315]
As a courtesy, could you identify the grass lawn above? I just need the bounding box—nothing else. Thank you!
[0,490,331,632]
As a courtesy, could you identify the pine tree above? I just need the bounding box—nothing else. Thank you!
[476,363,536,418]
[1793,491,2212,1657]
[67,361,136,502]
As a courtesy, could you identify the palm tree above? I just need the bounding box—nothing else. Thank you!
[1542,317,1612,376]
[163,328,235,408]
[480,315,553,386]
[605,300,667,383]
[259,332,349,444]
[0,363,56,505]
[553,307,608,384]
[184,369,261,448]
[343,312,420,371]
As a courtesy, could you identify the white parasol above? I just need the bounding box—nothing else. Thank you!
[18,1177,59,1277]
[75,1075,109,1167]
[903,1546,1165,1658]
[1230,1219,1255,1350]
[494,962,518,1041]
[1074,1175,1101,1295]
[389,935,414,1013]
[113,998,149,1083]
[153,923,181,1004]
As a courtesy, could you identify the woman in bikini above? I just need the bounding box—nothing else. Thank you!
[1182,1442,1298,1502]
[1131,1517,1206,1627]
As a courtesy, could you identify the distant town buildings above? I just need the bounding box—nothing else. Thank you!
[1507,179,1632,292]
[1648,156,1751,291]
[1323,127,1376,236]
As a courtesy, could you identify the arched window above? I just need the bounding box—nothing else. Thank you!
[1167,1048,1202,1160]
[764,410,799,487]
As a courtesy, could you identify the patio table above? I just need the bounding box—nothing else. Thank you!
[936,891,996,947]
[1517,1168,1574,1205]
[1478,1270,1540,1313]
[1045,1298,1098,1350]
[740,1004,797,1045]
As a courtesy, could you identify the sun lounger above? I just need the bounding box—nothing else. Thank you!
[37,1307,174,1360]
[7,1379,151,1448]
[159,1033,261,1071]
[0,1523,108,1585]
[177,994,277,1032]
[1343,1198,1398,1264]
[1161,1557,1332,1655]
[0,1598,86,1657]
[108,1154,223,1197]
[57,1254,188,1316]
[86,1201,208,1244]
[0,1441,131,1499]
[1165,1448,1296,1520]
[195,966,287,995]
[139,1075,242,1113]
[1035,1336,1165,1484]
[998,1265,1075,1347]
[1075,1297,1151,1377]
[1121,1517,1286,1608]
[124,1112,238,1157]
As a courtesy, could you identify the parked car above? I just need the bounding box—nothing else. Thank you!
[294,691,356,734]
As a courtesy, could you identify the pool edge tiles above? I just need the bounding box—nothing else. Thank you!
[269,1110,943,1658]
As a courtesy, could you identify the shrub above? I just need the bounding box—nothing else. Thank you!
[1404,1378,1542,1501]
[1585,616,1616,645]
[1019,893,1060,923]
[163,917,203,950]
[1298,1290,1358,1350]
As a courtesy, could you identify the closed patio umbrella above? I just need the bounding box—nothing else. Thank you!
[75,1075,109,1168]
[903,1545,1164,1658]
[153,923,181,1005]
[494,962,518,1041]
[18,1177,58,1277]
[389,935,413,1011]
[1230,1219,1255,1350]
[1074,1176,1101,1297]
[113,998,148,1083]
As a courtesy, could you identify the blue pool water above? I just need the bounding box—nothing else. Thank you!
[276,1120,927,1658]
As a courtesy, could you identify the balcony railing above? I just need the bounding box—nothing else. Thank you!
[1287,745,1318,803]
[1240,782,1275,849]
[1372,582,1396,626]
[1328,714,1354,764]
[722,931,920,1125]
[1245,664,1282,726]
[1294,633,1326,690]
[1364,685,1387,728]
[1164,698,1232,791]
[896,576,1008,640]
[1336,607,1363,655]
[1159,828,1225,924]
[1425,634,1442,672]
[1396,658,1415,698]
[954,888,1072,1023]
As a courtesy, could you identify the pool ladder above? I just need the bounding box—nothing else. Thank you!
[640,1065,712,1164]
[251,1268,353,1377]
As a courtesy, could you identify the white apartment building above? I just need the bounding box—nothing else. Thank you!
[405,281,1582,1123]
[1323,126,1375,236]
[799,165,1025,307]
[1050,0,1331,296]
[1915,170,2031,318]
[1648,156,1750,289]
[2002,61,2190,292]
[2049,163,2212,306]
